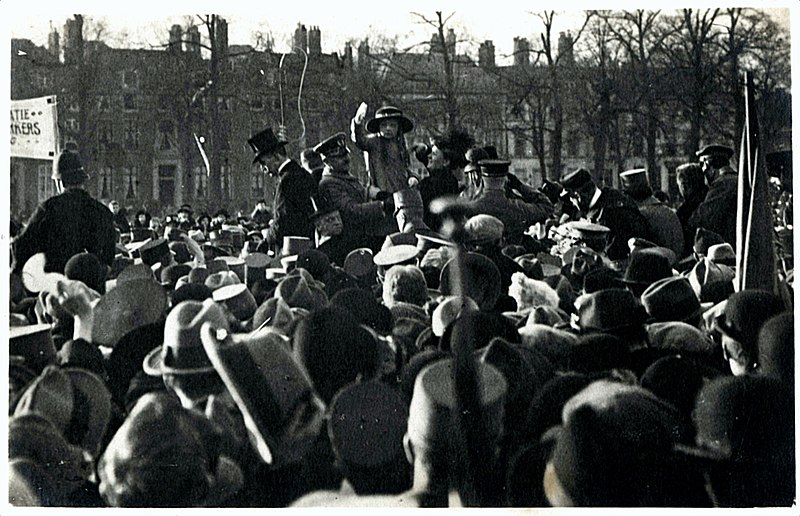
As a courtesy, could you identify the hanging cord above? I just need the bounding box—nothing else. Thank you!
[277,46,308,143]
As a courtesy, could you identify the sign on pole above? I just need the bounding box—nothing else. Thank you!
[11,95,59,160]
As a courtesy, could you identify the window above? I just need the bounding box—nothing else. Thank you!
[123,166,139,199]
[220,159,233,198]
[123,93,137,111]
[122,69,139,88]
[124,120,140,150]
[65,118,79,132]
[251,168,264,198]
[194,165,208,198]
[98,120,113,150]
[37,164,56,202]
[158,120,175,151]
[97,95,111,112]
[99,166,114,199]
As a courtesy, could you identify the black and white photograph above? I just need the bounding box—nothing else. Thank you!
[4,1,796,508]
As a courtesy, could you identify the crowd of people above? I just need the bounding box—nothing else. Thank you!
[7,102,795,507]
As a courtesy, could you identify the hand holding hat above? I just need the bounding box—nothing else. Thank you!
[54,279,102,341]
[354,102,368,124]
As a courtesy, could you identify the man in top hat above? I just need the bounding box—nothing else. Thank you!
[560,167,651,261]
[13,150,116,275]
[619,169,684,257]
[249,127,318,253]
[316,132,394,251]
[465,160,552,245]
[688,144,738,247]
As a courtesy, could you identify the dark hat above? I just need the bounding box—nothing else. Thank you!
[220,256,246,283]
[252,297,296,336]
[576,288,647,333]
[248,127,288,163]
[328,381,409,470]
[343,248,375,278]
[313,132,350,158]
[619,168,651,196]
[687,258,735,304]
[187,266,211,285]
[281,236,313,258]
[160,263,192,290]
[646,321,716,356]
[582,266,621,294]
[714,289,784,345]
[10,324,57,375]
[706,243,736,267]
[91,279,167,348]
[293,306,380,403]
[143,299,228,376]
[693,228,725,256]
[117,262,156,284]
[641,276,702,323]
[54,150,88,184]
[560,168,594,190]
[212,283,258,321]
[276,274,328,312]
[309,196,338,219]
[440,310,520,352]
[439,252,502,311]
[331,287,394,335]
[244,252,270,287]
[757,312,793,384]
[566,333,630,373]
[138,238,170,266]
[64,253,107,294]
[57,338,106,377]
[695,144,734,159]
[366,106,414,134]
[177,204,193,215]
[168,242,192,264]
[640,355,709,418]
[14,365,112,457]
[478,159,511,177]
[200,324,325,467]
[205,258,230,275]
[170,283,213,306]
[294,249,331,281]
[620,248,673,286]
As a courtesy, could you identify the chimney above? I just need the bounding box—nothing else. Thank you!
[48,25,60,62]
[63,16,83,65]
[168,24,182,53]
[294,23,307,52]
[186,25,201,56]
[357,38,370,70]
[307,26,321,55]
[343,42,353,69]
[430,32,442,54]
[446,28,456,55]
[513,37,529,67]
[558,31,574,63]
[215,17,228,58]
[478,40,495,68]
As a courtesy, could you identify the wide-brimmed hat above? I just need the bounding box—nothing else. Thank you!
[14,365,112,457]
[205,270,241,292]
[619,248,673,286]
[366,106,414,134]
[695,143,734,159]
[575,288,647,333]
[91,279,168,348]
[641,276,703,323]
[200,324,326,467]
[275,274,328,312]
[706,243,736,267]
[248,127,288,164]
[143,299,229,376]
[313,132,350,158]
[686,258,735,304]
[713,289,784,345]
[138,238,170,266]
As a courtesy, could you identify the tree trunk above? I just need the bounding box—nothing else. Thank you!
[207,16,223,206]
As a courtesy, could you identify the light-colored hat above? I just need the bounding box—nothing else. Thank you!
[213,283,258,322]
[373,244,419,268]
[205,270,241,291]
[91,279,167,348]
[220,256,246,283]
[431,296,479,337]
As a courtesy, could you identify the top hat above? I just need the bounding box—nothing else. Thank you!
[201,324,326,466]
[695,144,734,159]
[407,358,506,446]
[143,299,229,376]
[281,236,313,258]
[560,168,594,190]
[248,127,288,164]
[313,132,349,158]
[91,279,167,348]
[366,106,414,134]
[478,159,511,177]
[309,196,338,220]
[245,252,270,287]
[619,168,652,196]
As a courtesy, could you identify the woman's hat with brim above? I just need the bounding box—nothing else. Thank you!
[143,299,229,376]
[92,279,168,348]
[366,106,414,134]
[200,324,325,466]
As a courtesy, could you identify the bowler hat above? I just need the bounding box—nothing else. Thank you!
[366,106,414,134]
[343,248,375,278]
[200,324,326,467]
[313,132,349,158]
[619,168,652,197]
[576,288,647,333]
[248,127,288,164]
[695,144,734,159]
[143,299,229,376]
[641,276,702,323]
[620,248,673,286]
[91,279,167,348]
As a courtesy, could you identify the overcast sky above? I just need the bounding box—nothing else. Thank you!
[5,1,793,66]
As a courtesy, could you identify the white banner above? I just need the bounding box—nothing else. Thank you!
[11,95,59,160]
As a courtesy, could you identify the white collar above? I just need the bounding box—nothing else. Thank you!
[588,187,602,210]
[278,158,291,172]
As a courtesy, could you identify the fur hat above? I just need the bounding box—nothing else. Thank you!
[382,265,428,308]
[508,272,560,313]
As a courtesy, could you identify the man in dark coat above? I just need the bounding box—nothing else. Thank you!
[675,163,709,258]
[418,136,461,231]
[561,168,651,261]
[249,127,318,254]
[13,150,116,274]
[316,133,393,252]
[688,144,738,248]
[108,200,130,234]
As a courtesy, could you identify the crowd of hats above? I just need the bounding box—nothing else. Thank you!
[9,193,795,506]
